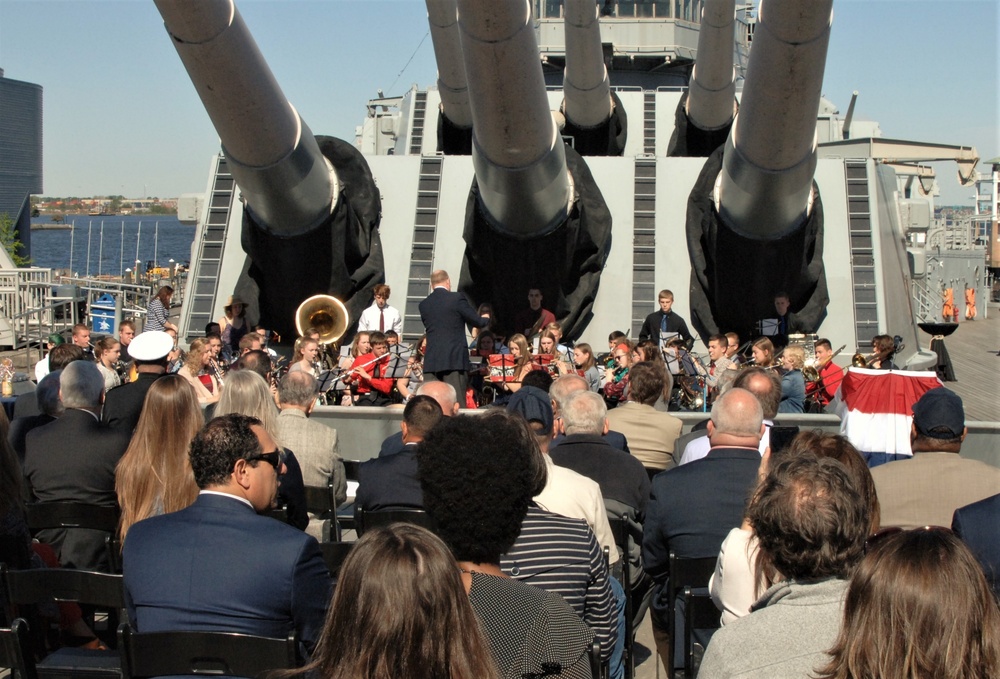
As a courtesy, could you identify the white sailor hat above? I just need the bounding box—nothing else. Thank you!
[129,331,174,361]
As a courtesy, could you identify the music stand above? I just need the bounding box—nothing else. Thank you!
[757,318,780,337]
[383,353,411,379]
[487,353,517,383]
[316,370,339,394]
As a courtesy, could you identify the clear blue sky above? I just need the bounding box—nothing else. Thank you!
[0,0,996,205]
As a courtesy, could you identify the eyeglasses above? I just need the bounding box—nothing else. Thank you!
[614,354,628,361]
[246,450,284,470]
[864,525,953,555]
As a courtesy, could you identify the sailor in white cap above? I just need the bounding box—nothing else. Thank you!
[102,331,175,433]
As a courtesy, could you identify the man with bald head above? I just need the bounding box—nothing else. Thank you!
[642,388,765,668]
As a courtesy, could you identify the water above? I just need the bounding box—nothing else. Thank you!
[27,215,196,275]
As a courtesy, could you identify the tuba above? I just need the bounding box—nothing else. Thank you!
[295,295,350,345]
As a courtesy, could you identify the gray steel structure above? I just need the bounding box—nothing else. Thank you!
[0,69,43,260]
[171,0,977,372]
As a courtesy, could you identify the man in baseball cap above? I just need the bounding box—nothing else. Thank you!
[102,330,174,433]
[872,387,1000,528]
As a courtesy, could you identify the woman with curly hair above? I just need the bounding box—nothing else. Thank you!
[115,375,202,542]
[177,338,220,405]
[815,529,1000,679]
[290,524,501,679]
[418,411,594,679]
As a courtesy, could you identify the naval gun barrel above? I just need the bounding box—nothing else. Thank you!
[153,0,336,236]
[685,0,737,132]
[716,0,832,239]
[426,0,472,130]
[562,0,613,129]
[458,0,572,235]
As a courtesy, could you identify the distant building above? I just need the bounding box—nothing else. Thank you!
[977,158,999,271]
[0,68,43,262]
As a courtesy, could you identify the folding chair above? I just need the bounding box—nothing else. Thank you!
[353,506,434,538]
[24,503,121,574]
[117,624,299,679]
[665,552,718,677]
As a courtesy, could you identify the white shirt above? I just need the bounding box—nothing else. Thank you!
[679,420,773,465]
[534,455,620,564]
[34,356,50,382]
[357,303,402,335]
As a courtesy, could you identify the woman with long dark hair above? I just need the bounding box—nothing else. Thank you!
[144,285,175,332]
[816,529,1000,679]
[291,524,501,679]
[115,375,202,542]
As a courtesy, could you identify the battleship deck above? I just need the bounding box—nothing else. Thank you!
[930,307,1000,422]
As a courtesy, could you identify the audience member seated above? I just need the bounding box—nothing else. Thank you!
[710,431,880,626]
[115,375,203,543]
[23,361,131,570]
[952,491,1000,599]
[122,415,331,651]
[549,374,630,453]
[276,371,347,507]
[501,431,622,677]
[418,411,595,679]
[356,396,443,511]
[378,381,458,457]
[699,455,870,678]
[679,367,780,465]
[606,361,682,473]
[642,388,764,670]
[549,390,650,520]
[15,343,83,420]
[288,524,501,679]
[9,369,63,463]
[214,370,308,530]
[102,330,173,433]
[33,332,64,382]
[872,387,1000,528]
[508,386,618,565]
[520,368,553,393]
[815,529,1000,679]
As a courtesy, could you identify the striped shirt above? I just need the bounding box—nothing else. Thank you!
[501,505,618,661]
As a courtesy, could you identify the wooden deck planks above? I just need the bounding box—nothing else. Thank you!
[927,309,1000,422]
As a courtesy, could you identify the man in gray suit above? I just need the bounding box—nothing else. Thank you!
[276,371,347,509]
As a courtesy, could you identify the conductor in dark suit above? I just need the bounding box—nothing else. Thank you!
[356,395,443,510]
[23,361,131,571]
[122,414,331,652]
[952,492,1000,598]
[418,269,489,400]
[102,330,173,433]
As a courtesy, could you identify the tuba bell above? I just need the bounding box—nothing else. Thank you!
[295,295,350,345]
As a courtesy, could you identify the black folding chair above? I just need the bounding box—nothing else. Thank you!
[353,506,435,538]
[0,565,125,679]
[24,503,121,574]
[318,542,355,580]
[117,624,299,679]
[606,514,648,679]
[304,477,341,542]
[683,586,722,677]
[336,461,363,531]
[666,552,718,677]
[0,618,39,679]
[262,505,288,523]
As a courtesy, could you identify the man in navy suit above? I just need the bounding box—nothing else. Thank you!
[356,395,443,510]
[122,414,332,652]
[418,269,489,400]
[642,388,764,669]
[952,492,1000,598]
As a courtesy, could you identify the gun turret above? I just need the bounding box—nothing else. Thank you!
[687,0,833,340]
[155,0,383,339]
[425,0,473,154]
[153,0,335,235]
[560,0,626,155]
[668,0,737,156]
[455,0,612,340]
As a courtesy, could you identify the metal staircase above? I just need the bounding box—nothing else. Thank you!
[631,158,657,338]
[845,160,880,346]
[401,156,443,343]
[179,154,236,339]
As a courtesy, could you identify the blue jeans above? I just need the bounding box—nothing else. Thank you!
[608,575,626,679]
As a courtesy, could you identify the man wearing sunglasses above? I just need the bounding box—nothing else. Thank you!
[122,414,332,652]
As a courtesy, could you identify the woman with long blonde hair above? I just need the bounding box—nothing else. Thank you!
[500,333,534,394]
[115,375,202,542]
